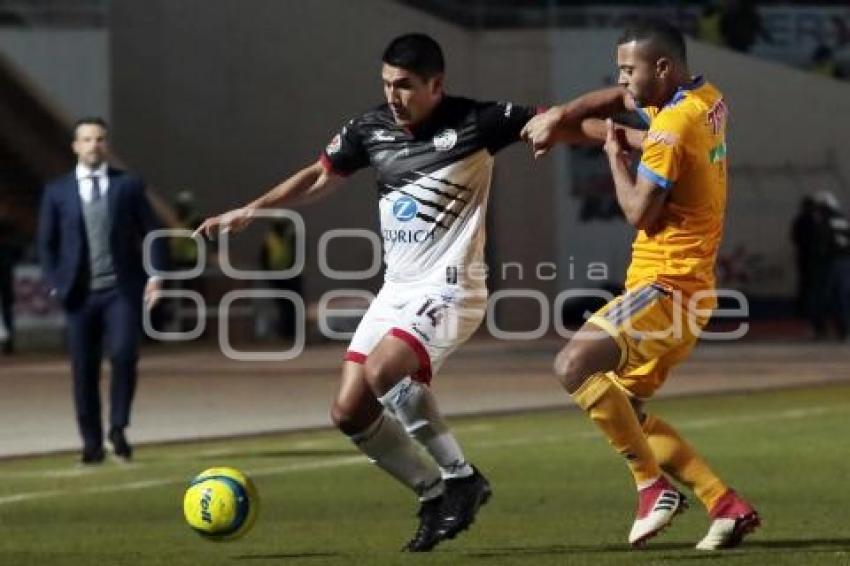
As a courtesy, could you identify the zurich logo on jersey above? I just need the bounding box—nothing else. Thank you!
[392,196,418,222]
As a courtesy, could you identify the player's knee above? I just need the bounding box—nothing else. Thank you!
[331,396,383,436]
[553,349,589,391]
[630,398,646,422]
[330,402,360,436]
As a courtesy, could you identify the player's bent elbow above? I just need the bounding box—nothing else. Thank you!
[625,210,647,229]
[627,204,661,230]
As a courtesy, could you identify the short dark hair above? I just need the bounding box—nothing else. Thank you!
[72,116,108,138]
[618,20,687,63]
[382,33,445,79]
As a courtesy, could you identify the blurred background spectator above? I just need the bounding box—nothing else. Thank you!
[259,217,301,339]
[170,190,202,270]
[807,191,850,341]
[791,196,818,319]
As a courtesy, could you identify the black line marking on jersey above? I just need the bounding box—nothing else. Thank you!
[416,210,450,229]
[411,170,473,192]
[433,207,463,231]
[368,141,402,152]
[425,202,468,236]
[399,178,470,205]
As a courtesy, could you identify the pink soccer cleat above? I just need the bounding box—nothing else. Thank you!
[628,476,687,546]
[695,489,760,550]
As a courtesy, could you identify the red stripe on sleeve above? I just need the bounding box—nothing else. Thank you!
[319,154,349,177]
[344,351,367,364]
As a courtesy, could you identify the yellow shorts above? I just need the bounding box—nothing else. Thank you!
[587,283,707,399]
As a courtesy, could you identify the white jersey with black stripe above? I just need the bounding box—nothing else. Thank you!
[321,96,536,289]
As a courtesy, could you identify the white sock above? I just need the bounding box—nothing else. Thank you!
[379,376,474,480]
[350,412,443,501]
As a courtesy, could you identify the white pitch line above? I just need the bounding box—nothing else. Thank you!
[0,489,64,505]
[1,461,145,480]
[0,404,845,504]
[674,406,834,431]
[195,447,244,457]
[0,456,366,507]
[476,406,844,449]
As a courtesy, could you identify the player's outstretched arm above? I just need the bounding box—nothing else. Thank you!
[521,86,639,157]
[195,160,345,239]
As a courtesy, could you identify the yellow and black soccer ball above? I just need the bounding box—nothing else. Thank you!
[183,467,259,541]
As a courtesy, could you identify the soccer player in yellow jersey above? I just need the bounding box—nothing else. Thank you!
[522,21,760,549]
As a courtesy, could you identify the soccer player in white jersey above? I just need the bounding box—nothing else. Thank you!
[197,33,548,552]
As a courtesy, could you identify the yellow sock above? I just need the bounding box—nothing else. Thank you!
[572,373,661,487]
[641,414,728,511]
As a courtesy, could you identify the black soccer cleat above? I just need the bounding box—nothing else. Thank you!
[402,497,444,552]
[436,466,492,541]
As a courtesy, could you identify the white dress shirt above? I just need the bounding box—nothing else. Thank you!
[75,162,109,203]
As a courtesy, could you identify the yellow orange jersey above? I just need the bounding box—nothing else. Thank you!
[631,76,728,310]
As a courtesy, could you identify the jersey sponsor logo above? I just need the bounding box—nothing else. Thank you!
[326,134,342,155]
[382,229,435,244]
[433,128,458,152]
[647,129,679,146]
[706,98,728,135]
[504,102,513,117]
[392,196,418,222]
[709,142,727,163]
[371,130,396,142]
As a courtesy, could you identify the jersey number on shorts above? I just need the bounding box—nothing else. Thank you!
[416,299,448,327]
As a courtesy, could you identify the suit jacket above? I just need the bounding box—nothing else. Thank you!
[37,167,169,310]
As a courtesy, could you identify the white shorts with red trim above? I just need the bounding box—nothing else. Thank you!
[344,282,486,384]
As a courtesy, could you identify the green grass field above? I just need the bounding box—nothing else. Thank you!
[1,385,849,565]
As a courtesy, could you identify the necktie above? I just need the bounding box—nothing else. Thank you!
[91,175,101,201]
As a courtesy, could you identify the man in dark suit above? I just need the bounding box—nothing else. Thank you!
[38,117,168,464]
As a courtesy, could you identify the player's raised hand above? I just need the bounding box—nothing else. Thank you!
[194,206,256,239]
[520,108,562,159]
[603,118,630,161]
